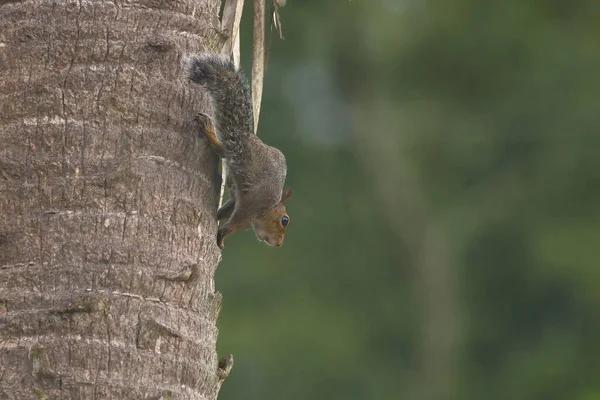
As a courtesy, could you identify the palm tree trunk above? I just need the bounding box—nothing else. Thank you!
[0,0,226,398]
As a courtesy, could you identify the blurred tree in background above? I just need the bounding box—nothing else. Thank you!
[216,1,600,399]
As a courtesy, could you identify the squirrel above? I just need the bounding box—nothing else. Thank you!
[188,53,292,249]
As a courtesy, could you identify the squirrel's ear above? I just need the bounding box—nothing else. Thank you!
[281,188,292,204]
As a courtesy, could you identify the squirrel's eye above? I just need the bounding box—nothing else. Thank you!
[281,216,289,227]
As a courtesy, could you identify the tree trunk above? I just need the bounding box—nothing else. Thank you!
[0,0,227,398]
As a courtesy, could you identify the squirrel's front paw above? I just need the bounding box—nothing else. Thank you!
[216,230,225,250]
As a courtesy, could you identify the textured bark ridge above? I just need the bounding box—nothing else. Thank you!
[0,0,228,398]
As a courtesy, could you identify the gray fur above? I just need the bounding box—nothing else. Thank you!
[188,53,254,148]
[187,53,290,248]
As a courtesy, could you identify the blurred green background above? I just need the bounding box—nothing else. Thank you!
[215,1,600,399]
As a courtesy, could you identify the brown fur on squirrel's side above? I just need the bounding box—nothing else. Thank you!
[188,53,292,249]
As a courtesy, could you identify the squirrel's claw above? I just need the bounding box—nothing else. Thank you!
[195,112,211,127]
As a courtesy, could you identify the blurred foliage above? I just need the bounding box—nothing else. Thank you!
[216,1,600,399]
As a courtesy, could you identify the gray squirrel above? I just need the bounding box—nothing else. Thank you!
[188,53,292,249]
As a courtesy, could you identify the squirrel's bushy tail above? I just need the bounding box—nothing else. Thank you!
[188,53,254,134]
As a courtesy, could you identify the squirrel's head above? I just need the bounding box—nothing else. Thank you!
[251,188,292,247]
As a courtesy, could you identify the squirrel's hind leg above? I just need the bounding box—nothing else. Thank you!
[195,112,225,156]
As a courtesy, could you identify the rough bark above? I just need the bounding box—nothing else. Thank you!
[0,0,227,398]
